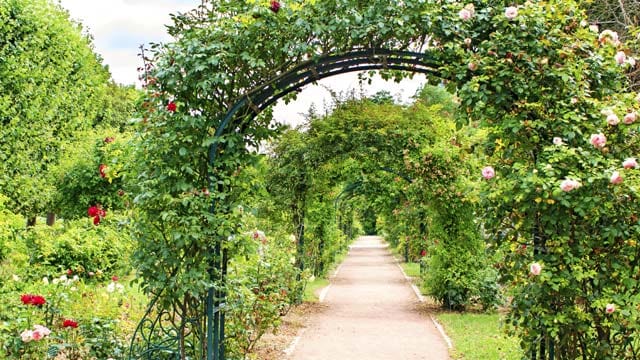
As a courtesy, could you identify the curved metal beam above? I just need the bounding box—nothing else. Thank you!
[212,48,440,142]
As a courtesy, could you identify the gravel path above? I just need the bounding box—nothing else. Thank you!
[289,236,450,360]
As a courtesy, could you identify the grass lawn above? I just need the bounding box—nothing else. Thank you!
[400,261,421,277]
[437,312,522,360]
[303,277,330,302]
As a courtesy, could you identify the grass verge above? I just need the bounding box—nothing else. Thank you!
[436,312,522,360]
[400,261,420,277]
[303,277,330,302]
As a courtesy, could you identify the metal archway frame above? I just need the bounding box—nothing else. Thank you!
[129,47,442,360]
[205,47,439,360]
[209,48,440,157]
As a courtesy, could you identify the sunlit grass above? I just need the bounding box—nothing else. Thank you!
[437,312,522,360]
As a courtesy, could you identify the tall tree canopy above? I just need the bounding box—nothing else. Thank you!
[0,0,133,219]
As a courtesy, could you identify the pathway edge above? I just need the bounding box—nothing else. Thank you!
[394,257,454,350]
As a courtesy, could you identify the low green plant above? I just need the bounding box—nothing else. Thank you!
[437,312,522,360]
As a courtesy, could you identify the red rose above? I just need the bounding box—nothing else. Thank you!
[112,275,119,282]
[420,250,427,257]
[62,319,79,328]
[167,102,177,112]
[270,0,280,13]
[99,164,107,178]
[88,206,100,217]
[31,295,46,306]
[66,269,73,276]
[21,294,46,306]
[93,216,101,225]
[21,294,33,305]
[104,137,115,143]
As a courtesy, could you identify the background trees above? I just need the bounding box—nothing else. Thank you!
[0,0,137,223]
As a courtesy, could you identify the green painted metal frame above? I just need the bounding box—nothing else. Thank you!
[129,47,440,360]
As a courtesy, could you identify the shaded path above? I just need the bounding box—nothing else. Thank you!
[289,236,449,360]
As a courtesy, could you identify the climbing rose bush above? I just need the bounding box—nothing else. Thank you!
[430,0,640,357]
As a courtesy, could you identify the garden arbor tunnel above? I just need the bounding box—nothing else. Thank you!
[208,47,438,360]
[132,47,444,360]
[130,2,634,359]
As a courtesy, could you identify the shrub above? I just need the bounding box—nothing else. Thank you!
[23,218,133,280]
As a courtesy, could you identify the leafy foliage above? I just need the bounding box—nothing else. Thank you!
[0,0,121,218]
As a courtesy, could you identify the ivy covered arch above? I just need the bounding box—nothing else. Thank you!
[131,1,640,359]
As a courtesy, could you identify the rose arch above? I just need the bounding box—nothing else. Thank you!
[129,1,640,359]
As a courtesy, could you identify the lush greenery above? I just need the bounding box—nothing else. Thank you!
[4,0,640,359]
[437,312,522,360]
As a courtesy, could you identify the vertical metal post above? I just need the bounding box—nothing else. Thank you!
[206,286,215,360]
[213,242,221,360]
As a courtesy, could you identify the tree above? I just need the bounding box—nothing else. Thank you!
[0,0,117,220]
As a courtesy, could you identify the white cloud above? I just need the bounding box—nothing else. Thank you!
[59,0,199,85]
[58,0,426,125]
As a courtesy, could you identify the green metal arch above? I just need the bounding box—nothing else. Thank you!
[208,47,440,162]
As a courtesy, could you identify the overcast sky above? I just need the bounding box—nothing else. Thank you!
[58,0,426,126]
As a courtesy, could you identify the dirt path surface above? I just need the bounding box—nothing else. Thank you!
[288,236,450,360]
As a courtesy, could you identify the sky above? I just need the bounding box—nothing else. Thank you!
[58,0,426,126]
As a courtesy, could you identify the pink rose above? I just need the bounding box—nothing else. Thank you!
[529,262,542,276]
[459,8,473,20]
[623,158,638,169]
[607,113,620,126]
[553,137,564,145]
[590,133,607,149]
[468,62,478,71]
[605,303,616,314]
[599,30,620,46]
[615,51,627,65]
[20,330,33,342]
[482,166,495,180]
[505,6,518,20]
[464,38,472,47]
[33,325,51,337]
[31,330,43,341]
[560,179,581,192]
[624,112,636,124]
[610,171,623,184]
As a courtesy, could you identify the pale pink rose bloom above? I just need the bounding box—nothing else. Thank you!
[601,108,614,116]
[571,97,578,104]
[553,137,564,145]
[505,6,518,19]
[529,262,542,276]
[623,158,638,169]
[628,57,637,68]
[31,330,43,341]
[468,62,478,71]
[464,38,472,47]
[624,112,636,124]
[590,133,607,149]
[481,166,495,180]
[610,171,623,184]
[615,51,627,65]
[607,113,620,125]
[560,179,581,192]
[20,330,33,343]
[33,325,51,337]
[605,303,616,314]
[459,8,472,20]
[599,30,620,45]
